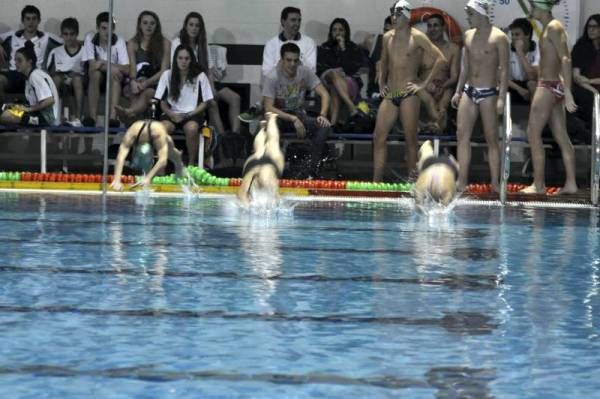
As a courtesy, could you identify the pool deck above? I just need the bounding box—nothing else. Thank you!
[0,181,596,208]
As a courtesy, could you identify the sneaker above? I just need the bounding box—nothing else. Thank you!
[28,116,39,126]
[82,117,96,127]
[238,106,260,123]
[68,118,82,127]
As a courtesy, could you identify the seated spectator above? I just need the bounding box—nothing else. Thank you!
[572,14,600,130]
[508,18,539,104]
[262,6,316,77]
[209,45,241,136]
[0,5,62,103]
[46,17,84,126]
[170,13,235,149]
[155,44,213,166]
[418,13,460,132]
[82,12,129,127]
[317,18,368,127]
[262,43,331,177]
[363,16,393,99]
[116,11,170,122]
[0,41,59,126]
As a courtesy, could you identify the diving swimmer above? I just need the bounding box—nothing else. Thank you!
[237,112,285,204]
[414,140,459,206]
[110,119,185,191]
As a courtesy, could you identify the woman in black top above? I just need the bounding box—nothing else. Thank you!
[117,11,170,121]
[571,14,600,130]
[317,18,368,126]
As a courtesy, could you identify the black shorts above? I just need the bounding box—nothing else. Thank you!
[0,70,26,93]
[161,112,206,131]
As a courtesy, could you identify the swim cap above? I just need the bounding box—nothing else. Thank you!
[466,0,491,18]
[530,0,558,12]
[131,143,154,173]
[390,0,412,19]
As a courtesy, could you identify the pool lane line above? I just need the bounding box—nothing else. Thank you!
[0,265,501,290]
[0,364,495,394]
[0,217,492,238]
[0,305,497,334]
[0,238,501,260]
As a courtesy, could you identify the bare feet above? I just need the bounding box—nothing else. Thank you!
[557,183,578,195]
[520,183,545,194]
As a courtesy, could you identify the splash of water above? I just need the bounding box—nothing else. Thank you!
[134,184,155,206]
[181,169,202,204]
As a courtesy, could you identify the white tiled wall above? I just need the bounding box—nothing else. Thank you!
[0,0,595,102]
[0,0,593,46]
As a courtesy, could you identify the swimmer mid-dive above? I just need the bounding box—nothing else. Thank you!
[414,140,459,206]
[237,112,285,204]
[110,120,185,191]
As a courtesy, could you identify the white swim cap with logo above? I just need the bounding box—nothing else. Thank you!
[391,0,412,19]
[465,0,491,18]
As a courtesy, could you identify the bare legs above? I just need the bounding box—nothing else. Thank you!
[522,87,577,194]
[456,95,499,191]
[372,96,420,181]
[162,120,200,166]
[87,69,123,124]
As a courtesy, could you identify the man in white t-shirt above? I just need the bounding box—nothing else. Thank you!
[82,12,129,127]
[47,17,85,127]
[508,18,540,104]
[0,5,62,102]
[262,6,316,78]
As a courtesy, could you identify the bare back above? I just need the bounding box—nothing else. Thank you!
[538,20,566,80]
[383,28,425,91]
[464,26,506,87]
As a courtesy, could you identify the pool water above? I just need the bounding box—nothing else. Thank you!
[0,193,599,398]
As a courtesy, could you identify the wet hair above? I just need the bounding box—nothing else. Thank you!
[134,10,165,68]
[170,44,203,101]
[16,40,37,70]
[280,42,300,58]
[327,18,351,46]
[60,17,79,34]
[509,18,533,37]
[21,5,40,21]
[179,12,209,73]
[281,7,301,21]
[426,13,446,26]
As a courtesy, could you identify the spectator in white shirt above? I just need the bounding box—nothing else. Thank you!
[46,17,85,126]
[155,44,213,166]
[262,7,316,78]
[82,12,130,127]
[0,5,62,102]
[508,18,539,104]
[0,41,59,126]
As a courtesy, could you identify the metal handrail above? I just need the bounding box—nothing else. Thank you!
[591,93,600,206]
[499,93,512,205]
[101,0,114,194]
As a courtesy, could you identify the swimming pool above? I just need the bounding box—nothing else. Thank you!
[0,192,598,398]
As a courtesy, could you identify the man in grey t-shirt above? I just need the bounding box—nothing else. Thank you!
[262,43,331,177]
